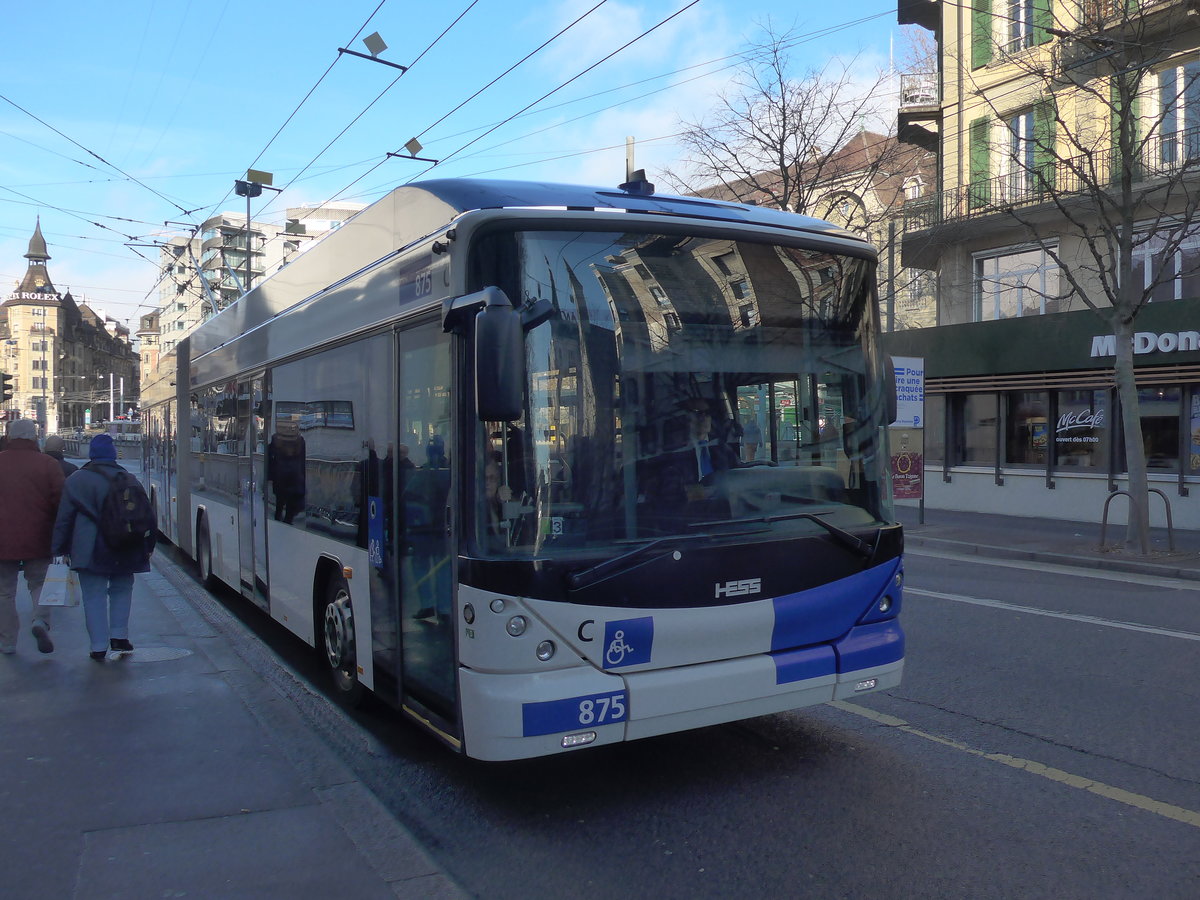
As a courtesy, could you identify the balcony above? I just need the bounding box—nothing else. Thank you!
[900,126,1200,266]
[1060,0,1198,60]
[897,0,939,32]
[898,73,940,152]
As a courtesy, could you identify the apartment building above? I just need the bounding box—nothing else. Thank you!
[889,0,1200,528]
[155,203,365,357]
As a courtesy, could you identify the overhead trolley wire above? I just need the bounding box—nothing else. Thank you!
[411,0,702,177]
[195,0,395,226]
[0,92,193,216]
[319,0,703,208]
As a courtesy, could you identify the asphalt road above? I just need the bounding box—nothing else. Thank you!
[200,543,1200,899]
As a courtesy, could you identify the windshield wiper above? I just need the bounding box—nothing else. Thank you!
[566,526,767,591]
[691,510,878,561]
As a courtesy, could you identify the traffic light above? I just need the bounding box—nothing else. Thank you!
[0,372,12,404]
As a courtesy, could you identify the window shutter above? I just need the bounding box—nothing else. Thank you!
[1111,75,1140,184]
[1034,0,1053,46]
[972,0,993,70]
[1034,100,1056,193]
[969,117,992,209]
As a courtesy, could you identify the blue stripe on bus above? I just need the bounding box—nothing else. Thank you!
[772,644,837,684]
[770,559,900,652]
[834,620,905,672]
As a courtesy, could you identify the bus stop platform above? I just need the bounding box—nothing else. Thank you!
[0,550,468,899]
[897,505,1200,582]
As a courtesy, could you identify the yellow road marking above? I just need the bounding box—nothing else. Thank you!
[831,700,1200,829]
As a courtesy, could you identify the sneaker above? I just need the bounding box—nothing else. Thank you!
[1,645,15,655]
[32,623,54,654]
[110,638,134,654]
[89,651,107,662]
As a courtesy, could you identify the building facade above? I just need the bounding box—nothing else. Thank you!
[891,0,1200,528]
[1,221,139,433]
[154,203,365,358]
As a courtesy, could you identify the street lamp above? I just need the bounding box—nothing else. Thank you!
[233,169,281,296]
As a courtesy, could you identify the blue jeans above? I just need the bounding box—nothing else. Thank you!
[78,571,135,654]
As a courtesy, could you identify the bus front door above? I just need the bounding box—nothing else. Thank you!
[396,321,457,726]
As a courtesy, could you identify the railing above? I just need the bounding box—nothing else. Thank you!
[903,126,1200,233]
[899,73,938,109]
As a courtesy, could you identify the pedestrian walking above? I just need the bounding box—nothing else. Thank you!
[0,419,65,655]
[43,435,79,478]
[52,434,154,661]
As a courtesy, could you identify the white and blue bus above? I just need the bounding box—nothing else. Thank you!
[140,177,904,761]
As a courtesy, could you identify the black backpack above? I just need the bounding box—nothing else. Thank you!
[78,465,157,553]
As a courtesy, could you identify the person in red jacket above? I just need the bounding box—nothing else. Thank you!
[0,419,65,654]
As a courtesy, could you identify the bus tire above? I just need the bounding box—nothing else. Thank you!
[321,574,365,706]
[196,515,217,590]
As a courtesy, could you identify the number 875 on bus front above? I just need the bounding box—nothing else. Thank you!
[521,690,628,737]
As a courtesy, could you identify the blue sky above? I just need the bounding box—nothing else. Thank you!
[0,0,902,324]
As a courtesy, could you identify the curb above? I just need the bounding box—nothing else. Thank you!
[905,533,1200,583]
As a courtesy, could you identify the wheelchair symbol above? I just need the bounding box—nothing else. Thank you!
[605,630,633,666]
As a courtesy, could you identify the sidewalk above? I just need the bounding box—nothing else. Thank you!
[0,550,468,900]
[897,505,1200,582]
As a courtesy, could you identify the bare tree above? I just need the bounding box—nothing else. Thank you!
[663,26,913,230]
[969,4,1200,552]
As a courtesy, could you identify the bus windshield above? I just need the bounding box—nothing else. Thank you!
[473,228,893,558]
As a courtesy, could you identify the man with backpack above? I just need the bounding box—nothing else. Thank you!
[53,434,156,661]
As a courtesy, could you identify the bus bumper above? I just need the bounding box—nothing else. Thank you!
[458,622,903,761]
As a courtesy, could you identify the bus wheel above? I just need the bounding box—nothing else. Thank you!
[196,517,217,589]
[322,575,364,706]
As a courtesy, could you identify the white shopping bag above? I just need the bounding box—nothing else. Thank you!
[40,562,79,607]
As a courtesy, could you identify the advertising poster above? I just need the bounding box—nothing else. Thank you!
[891,356,925,427]
[1191,392,1200,473]
[890,427,924,500]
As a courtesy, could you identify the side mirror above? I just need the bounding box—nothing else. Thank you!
[475,287,524,422]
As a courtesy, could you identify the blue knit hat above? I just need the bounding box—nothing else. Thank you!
[89,434,117,460]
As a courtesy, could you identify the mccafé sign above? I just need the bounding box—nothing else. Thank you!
[1090,331,1200,357]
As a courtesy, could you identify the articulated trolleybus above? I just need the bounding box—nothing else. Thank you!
[141,177,904,761]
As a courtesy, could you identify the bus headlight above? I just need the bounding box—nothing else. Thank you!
[506,616,527,637]
[878,596,893,614]
[536,640,556,661]
[463,603,475,625]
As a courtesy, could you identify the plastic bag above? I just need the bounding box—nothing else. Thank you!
[40,562,79,608]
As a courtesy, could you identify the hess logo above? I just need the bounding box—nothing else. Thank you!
[714,578,761,599]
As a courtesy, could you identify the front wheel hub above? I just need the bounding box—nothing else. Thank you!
[324,593,353,671]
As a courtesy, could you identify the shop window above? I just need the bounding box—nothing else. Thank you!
[1053,389,1108,470]
[924,395,945,464]
[1005,391,1048,465]
[1189,387,1200,475]
[949,393,997,465]
[1139,386,1180,470]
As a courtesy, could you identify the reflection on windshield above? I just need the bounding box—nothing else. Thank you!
[473,230,891,558]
